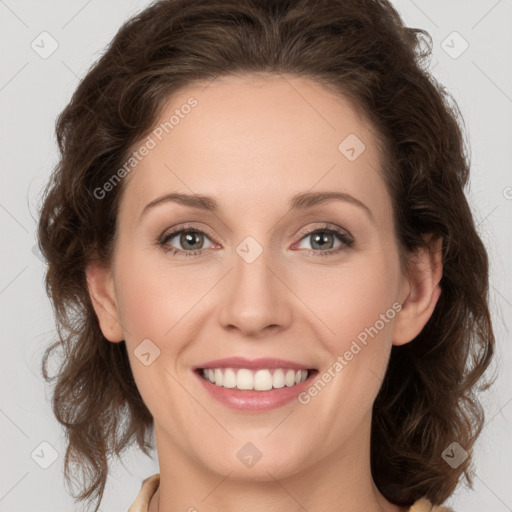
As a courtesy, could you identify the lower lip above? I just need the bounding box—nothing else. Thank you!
[194,370,317,412]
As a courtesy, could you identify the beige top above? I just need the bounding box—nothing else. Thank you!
[127,474,454,512]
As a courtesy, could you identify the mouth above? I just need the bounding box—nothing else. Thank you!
[192,357,319,411]
[195,367,318,391]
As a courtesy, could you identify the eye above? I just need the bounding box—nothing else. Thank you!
[158,223,354,257]
[158,224,216,257]
[293,224,354,257]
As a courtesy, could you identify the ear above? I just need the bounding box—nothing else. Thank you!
[393,234,443,346]
[86,260,124,343]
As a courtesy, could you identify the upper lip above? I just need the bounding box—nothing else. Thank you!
[194,357,315,371]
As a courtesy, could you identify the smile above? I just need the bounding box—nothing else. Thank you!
[193,361,319,412]
[199,367,311,391]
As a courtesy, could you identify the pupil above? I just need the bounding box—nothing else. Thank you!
[312,233,332,250]
[182,231,202,250]
[177,231,334,252]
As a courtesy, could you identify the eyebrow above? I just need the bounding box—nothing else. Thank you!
[140,190,374,222]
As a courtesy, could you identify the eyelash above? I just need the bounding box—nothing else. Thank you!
[158,223,354,258]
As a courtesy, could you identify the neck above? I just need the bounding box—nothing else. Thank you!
[149,410,407,512]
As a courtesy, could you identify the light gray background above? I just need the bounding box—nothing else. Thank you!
[1,1,511,511]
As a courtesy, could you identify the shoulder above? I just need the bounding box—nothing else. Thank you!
[409,497,454,512]
[128,474,160,512]
[127,476,455,512]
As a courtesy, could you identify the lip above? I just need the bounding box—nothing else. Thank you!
[194,356,313,371]
[192,360,319,412]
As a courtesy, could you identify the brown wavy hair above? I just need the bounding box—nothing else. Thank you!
[37,0,495,510]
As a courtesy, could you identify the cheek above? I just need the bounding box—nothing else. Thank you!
[297,262,399,431]
[112,253,188,412]
[304,256,398,345]
[114,230,400,356]
[118,274,166,338]
[112,246,180,349]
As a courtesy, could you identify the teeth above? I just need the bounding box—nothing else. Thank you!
[285,369,295,387]
[237,369,253,390]
[201,368,309,391]
[272,369,285,389]
[223,368,236,388]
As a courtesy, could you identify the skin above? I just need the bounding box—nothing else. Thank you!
[87,73,442,512]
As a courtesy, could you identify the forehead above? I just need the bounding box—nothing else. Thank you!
[120,73,390,223]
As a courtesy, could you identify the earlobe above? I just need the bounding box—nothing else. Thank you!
[86,261,124,343]
[393,235,443,346]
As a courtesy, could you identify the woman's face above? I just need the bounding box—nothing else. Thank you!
[92,73,417,480]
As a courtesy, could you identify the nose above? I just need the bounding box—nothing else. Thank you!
[217,246,293,338]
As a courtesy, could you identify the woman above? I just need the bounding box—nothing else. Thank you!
[37,0,495,511]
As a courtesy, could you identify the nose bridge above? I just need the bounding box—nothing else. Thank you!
[217,233,291,335]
